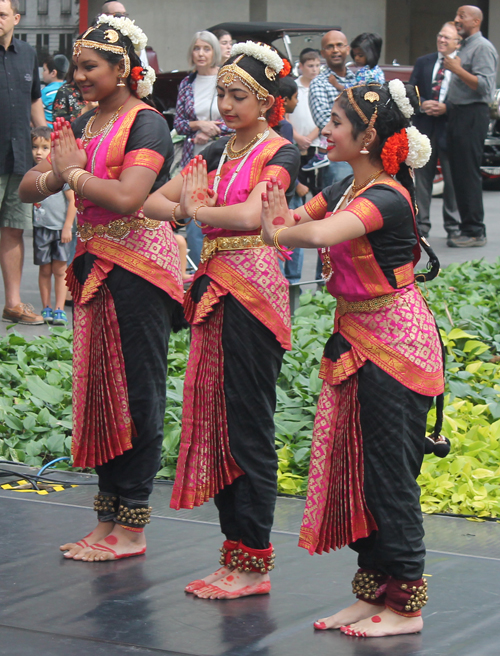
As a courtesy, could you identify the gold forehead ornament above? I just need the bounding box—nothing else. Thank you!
[218,55,270,101]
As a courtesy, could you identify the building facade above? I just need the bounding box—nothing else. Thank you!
[16,0,79,62]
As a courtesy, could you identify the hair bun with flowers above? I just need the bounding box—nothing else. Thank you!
[94,14,155,98]
[231,41,284,76]
[96,14,147,53]
[381,126,431,174]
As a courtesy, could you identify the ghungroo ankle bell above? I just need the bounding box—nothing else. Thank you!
[386,577,428,616]
[219,539,238,567]
[229,541,275,574]
[115,500,152,527]
[352,569,388,605]
[93,493,118,520]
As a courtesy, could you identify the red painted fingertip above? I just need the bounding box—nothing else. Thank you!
[277,180,283,189]
[262,193,268,201]
[270,176,277,183]
[267,181,273,189]
[207,189,215,197]
[51,132,56,141]
[293,213,300,222]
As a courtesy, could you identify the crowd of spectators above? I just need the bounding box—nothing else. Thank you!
[0,2,498,325]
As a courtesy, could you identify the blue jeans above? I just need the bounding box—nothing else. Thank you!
[186,220,204,267]
[319,161,353,190]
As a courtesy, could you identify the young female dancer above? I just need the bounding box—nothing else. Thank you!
[20,15,184,561]
[144,42,299,599]
[260,81,444,636]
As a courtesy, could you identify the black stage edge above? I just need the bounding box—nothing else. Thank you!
[1,480,500,656]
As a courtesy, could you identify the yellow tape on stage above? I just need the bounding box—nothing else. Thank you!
[1,479,78,494]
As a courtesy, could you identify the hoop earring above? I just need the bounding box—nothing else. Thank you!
[258,109,267,122]
[117,77,126,87]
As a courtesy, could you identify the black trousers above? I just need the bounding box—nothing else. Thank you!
[447,103,490,237]
[74,255,177,502]
[349,361,432,581]
[214,293,284,550]
[414,131,460,236]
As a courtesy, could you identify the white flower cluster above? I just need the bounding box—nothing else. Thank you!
[405,126,431,169]
[231,41,283,74]
[96,14,147,53]
[388,79,414,119]
[137,66,156,98]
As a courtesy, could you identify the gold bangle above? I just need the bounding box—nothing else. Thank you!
[59,164,80,175]
[35,174,47,197]
[79,174,95,199]
[273,227,289,253]
[45,171,63,193]
[171,203,183,226]
[38,171,53,196]
[192,204,206,228]
[68,168,87,193]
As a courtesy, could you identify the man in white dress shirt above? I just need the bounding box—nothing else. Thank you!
[409,22,461,238]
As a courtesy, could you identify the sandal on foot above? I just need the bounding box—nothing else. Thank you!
[85,542,147,561]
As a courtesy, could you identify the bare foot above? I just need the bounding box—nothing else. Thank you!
[340,608,423,637]
[75,524,147,562]
[314,600,381,630]
[60,521,114,559]
[185,566,234,593]
[194,571,271,600]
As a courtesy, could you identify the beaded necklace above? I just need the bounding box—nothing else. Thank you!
[213,130,270,205]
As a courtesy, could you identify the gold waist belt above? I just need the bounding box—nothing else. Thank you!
[336,292,396,317]
[77,217,161,242]
[200,234,266,264]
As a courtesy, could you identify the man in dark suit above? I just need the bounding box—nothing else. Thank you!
[410,22,461,239]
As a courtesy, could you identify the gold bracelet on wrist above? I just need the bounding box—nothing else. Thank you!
[35,174,46,197]
[68,168,87,194]
[45,171,64,194]
[171,203,183,227]
[79,174,95,199]
[59,164,80,175]
[192,204,206,228]
[38,171,54,196]
[273,227,289,253]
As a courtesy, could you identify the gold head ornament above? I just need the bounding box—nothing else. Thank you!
[218,55,269,101]
[73,26,130,79]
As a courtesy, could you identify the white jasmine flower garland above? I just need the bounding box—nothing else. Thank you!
[231,41,283,74]
[405,126,431,169]
[388,79,414,119]
[137,66,156,98]
[96,14,147,53]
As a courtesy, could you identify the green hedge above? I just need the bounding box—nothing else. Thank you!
[1,258,499,518]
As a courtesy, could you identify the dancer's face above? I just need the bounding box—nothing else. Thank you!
[73,48,124,101]
[217,80,272,130]
[322,101,365,163]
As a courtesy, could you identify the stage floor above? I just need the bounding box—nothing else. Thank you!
[1,472,499,656]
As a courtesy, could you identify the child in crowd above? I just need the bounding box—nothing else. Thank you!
[279,76,307,284]
[288,49,321,194]
[31,127,76,324]
[41,55,69,127]
[350,32,385,84]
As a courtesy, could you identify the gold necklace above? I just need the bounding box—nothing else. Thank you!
[83,105,124,145]
[226,133,263,160]
[346,168,385,203]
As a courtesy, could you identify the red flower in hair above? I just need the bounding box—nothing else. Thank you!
[381,129,409,175]
[268,96,285,128]
[131,66,145,81]
[279,59,292,78]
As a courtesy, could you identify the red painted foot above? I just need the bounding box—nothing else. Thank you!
[313,621,327,630]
